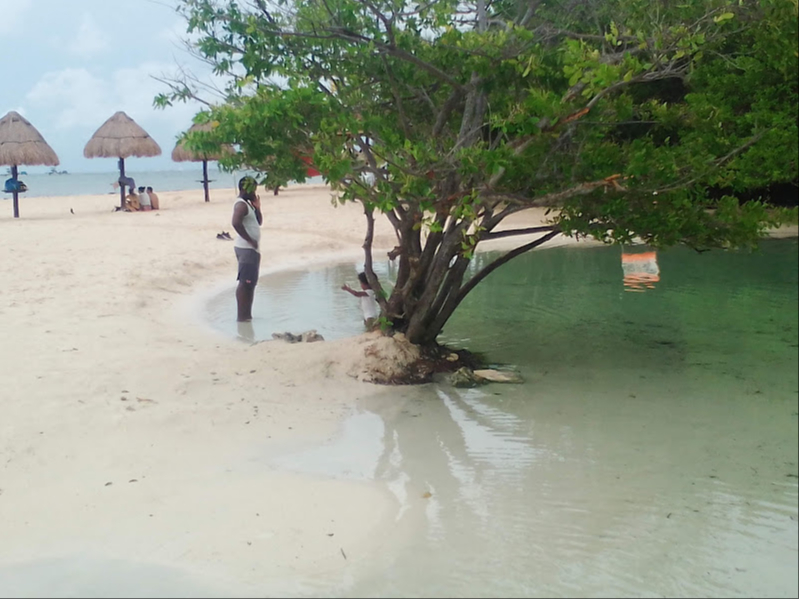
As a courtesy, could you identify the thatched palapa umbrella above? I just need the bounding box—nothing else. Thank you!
[171,122,231,202]
[0,111,60,218]
[84,111,161,210]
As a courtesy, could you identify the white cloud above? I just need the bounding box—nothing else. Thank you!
[67,13,109,58]
[25,62,203,130]
[24,61,218,157]
[0,0,32,35]
[26,68,110,129]
[111,62,201,128]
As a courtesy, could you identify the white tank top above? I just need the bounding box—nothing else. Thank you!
[233,198,261,252]
[360,290,379,319]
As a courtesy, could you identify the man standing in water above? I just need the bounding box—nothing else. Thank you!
[231,176,262,322]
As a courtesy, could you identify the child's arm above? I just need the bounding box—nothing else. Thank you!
[341,284,367,297]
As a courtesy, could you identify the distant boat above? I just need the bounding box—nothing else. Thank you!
[4,168,27,176]
[48,167,68,175]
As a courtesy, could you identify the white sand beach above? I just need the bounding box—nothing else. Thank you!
[0,186,796,596]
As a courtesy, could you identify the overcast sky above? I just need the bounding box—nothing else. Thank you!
[1,0,219,173]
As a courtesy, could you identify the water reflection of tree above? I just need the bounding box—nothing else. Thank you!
[360,385,595,597]
[358,377,798,598]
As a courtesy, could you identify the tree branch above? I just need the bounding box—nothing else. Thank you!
[644,130,771,195]
[481,225,558,240]
[481,174,627,212]
[361,204,387,311]
[454,229,561,305]
[380,54,411,138]
[433,88,465,138]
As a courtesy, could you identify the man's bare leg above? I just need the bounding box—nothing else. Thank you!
[236,281,255,322]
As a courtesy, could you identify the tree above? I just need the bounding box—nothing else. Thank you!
[160,0,797,348]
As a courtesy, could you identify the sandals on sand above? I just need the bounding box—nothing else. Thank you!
[217,231,233,240]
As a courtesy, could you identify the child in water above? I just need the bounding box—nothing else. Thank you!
[341,272,379,329]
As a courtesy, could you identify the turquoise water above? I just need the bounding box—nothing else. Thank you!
[207,238,798,361]
[208,238,798,597]
[444,239,798,378]
[1,168,236,198]
[1,168,325,198]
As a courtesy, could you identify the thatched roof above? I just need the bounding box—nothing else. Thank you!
[0,111,60,167]
[83,111,162,159]
[171,122,231,162]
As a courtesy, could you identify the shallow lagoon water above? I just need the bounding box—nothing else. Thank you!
[210,238,798,597]
[205,259,397,342]
[6,241,794,597]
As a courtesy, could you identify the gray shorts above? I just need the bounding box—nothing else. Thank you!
[235,247,261,285]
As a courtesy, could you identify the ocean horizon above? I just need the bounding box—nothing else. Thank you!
[2,168,324,199]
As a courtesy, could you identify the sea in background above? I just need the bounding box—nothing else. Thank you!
[2,168,324,199]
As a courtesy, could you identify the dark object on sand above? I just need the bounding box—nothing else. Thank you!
[272,330,325,343]
[4,177,27,193]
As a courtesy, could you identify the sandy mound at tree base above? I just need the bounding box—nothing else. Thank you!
[323,331,421,384]
[321,331,480,385]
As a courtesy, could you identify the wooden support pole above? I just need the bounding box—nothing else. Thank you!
[12,165,19,219]
[118,157,126,210]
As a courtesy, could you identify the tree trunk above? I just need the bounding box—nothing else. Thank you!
[390,216,469,345]
[202,159,210,202]
[386,224,561,347]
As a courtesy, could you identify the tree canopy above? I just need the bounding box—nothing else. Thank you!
[159,0,798,347]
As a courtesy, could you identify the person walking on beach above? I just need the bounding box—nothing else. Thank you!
[146,186,160,210]
[341,272,379,329]
[231,176,262,322]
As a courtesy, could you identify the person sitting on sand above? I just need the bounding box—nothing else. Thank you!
[341,272,379,329]
[146,186,160,210]
[125,189,141,212]
[138,186,152,211]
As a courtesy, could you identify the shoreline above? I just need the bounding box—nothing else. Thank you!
[3,172,310,201]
